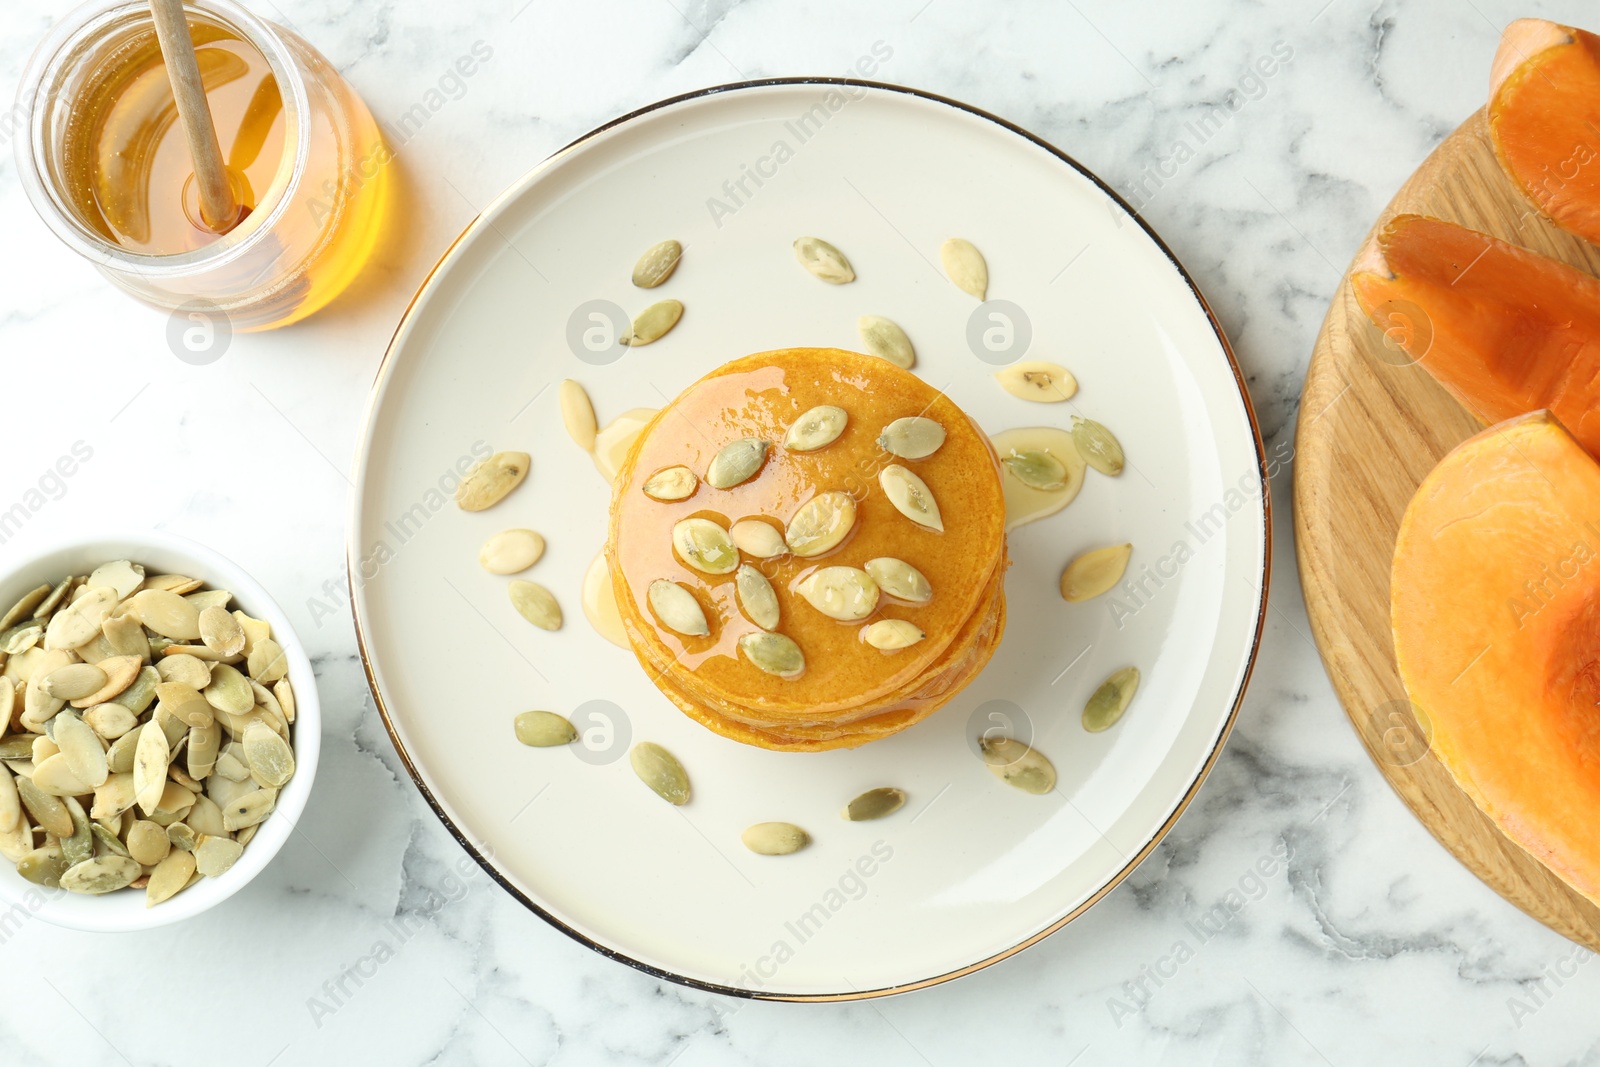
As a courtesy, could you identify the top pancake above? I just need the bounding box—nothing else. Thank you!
[608,348,1006,717]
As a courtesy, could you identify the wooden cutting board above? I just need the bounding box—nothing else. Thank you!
[1294,107,1600,950]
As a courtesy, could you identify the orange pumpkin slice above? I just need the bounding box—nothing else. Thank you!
[1350,214,1600,457]
[1489,18,1600,246]
[1392,410,1600,906]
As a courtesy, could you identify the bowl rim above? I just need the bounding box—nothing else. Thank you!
[0,528,320,931]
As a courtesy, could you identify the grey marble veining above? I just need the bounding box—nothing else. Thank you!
[3,0,1599,1063]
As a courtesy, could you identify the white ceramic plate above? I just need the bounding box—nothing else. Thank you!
[350,81,1268,999]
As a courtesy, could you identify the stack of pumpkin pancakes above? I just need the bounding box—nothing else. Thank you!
[607,348,1008,751]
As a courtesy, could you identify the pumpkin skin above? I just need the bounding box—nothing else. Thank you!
[1351,214,1600,458]
[1489,18,1600,247]
[1392,410,1600,906]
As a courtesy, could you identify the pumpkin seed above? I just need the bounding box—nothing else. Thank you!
[82,702,136,740]
[22,671,64,728]
[14,771,69,838]
[793,236,854,284]
[32,754,93,797]
[978,736,1056,794]
[246,640,289,684]
[60,855,139,894]
[994,360,1077,402]
[88,560,145,599]
[862,619,924,651]
[235,823,260,848]
[842,787,906,821]
[629,742,690,805]
[213,751,250,783]
[623,299,683,345]
[62,797,93,865]
[0,766,16,830]
[632,239,682,288]
[940,237,988,298]
[157,682,215,728]
[157,653,211,690]
[1002,448,1068,491]
[456,451,531,511]
[33,735,59,763]
[706,437,770,489]
[786,491,857,557]
[729,519,787,558]
[127,589,201,641]
[90,773,136,821]
[41,663,106,701]
[1071,416,1125,476]
[0,816,31,864]
[784,405,849,452]
[672,518,739,575]
[33,578,73,619]
[864,559,932,604]
[126,819,170,865]
[53,711,108,788]
[187,720,220,780]
[858,315,915,369]
[1083,666,1141,733]
[880,464,944,531]
[559,379,598,451]
[643,466,698,502]
[738,632,805,678]
[1,619,43,655]
[514,711,577,747]
[735,565,780,631]
[797,567,879,621]
[233,612,270,655]
[45,586,118,650]
[198,606,245,657]
[70,654,140,708]
[0,584,51,630]
[99,614,150,661]
[508,581,562,631]
[0,675,12,720]
[17,844,70,887]
[242,721,295,788]
[134,722,170,816]
[193,834,244,877]
[186,795,227,837]
[647,581,709,637]
[878,416,945,460]
[222,787,276,831]
[273,679,296,724]
[1060,544,1133,603]
[144,575,202,595]
[741,822,810,855]
[202,664,253,716]
[146,848,196,905]
[0,737,26,763]
[119,667,160,715]
[184,589,233,613]
[91,822,130,857]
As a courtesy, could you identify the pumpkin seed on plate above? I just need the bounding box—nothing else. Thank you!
[729,519,787,558]
[133,722,170,816]
[62,797,93,865]
[842,787,907,821]
[862,619,924,651]
[242,721,294,788]
[183,590,232,613]
[33,577,74,619]
[793,236,854,283]
[1071,416,1125,476]
[623,299,683,346]
[797,567,879,621]
[632,239,683,288]
[125,588,201,641]
[784,405,849,452]
[1083,666,1141,733]
[193,833,244,877]
[0,584,51,630]
[41,663,106,701]
[647,581,710,637]
[858,315,915,369]
[877,416,945,460]
[940,237,988,299]
[246,638,288,682]
[156,654,211,690]
[203,664,254,716]
[742,822,810,855]
[479,529,546,577]
[198,606,245,657]
[560,379,598,451]
[17,845,70,888]
[187,720,220,780]
[71,655,140,708]
[53,711,108,788]
[456,451,531,511]
[90,773,136,821]
[126,819,170,866]
[994,360,1077,402]
[643,466,698,502]
[785,491,856,557]
[514,711,578,748]
[735,564,780,631]
[1002,448,1069,491]
[879,464,944,531]
[146,848,196,906]
[630,742,690,805]
[672,518,739,575]
[32,753,93,797]
[143,575,202,596]
[978,736,1056,794]
[59,855,139,895]
[118,667,160,715]
[222,788,276,831]
[706,437,770,489]
[738,632,805,679]
[0,766,16,830]
[87,560,145,599]
[82,702,136,741]
[45,586,118,650]
[157,682,216,728]
[0,817,32,865]
[1,619,43,655]
[273,678,296,724]
[1060,544,1133,602]
[100,614,150,661]
[863,558,932,603]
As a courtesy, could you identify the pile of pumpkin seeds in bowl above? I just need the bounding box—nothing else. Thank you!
[0,560,297,905]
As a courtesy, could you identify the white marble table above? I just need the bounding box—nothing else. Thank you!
[3,0,1597,1063]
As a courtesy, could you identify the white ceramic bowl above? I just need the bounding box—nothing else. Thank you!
[0,531,319,931]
